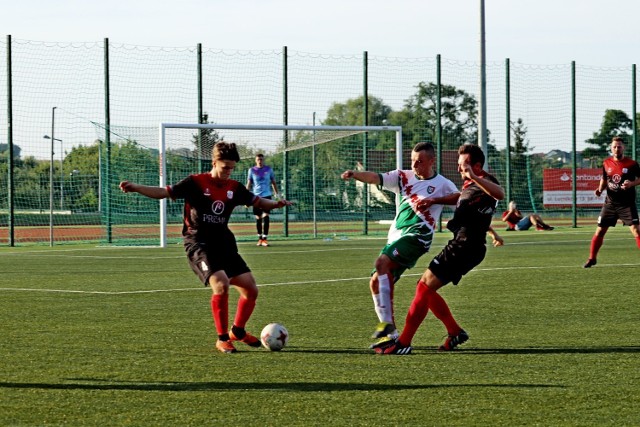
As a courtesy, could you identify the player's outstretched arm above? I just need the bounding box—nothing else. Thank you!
[255,196,292,212]
[119,181,170,199]
[340,170,381,185]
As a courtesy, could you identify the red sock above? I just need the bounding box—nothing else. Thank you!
[233,296,256,329]
[589,234,604,260]
[636,236,640,250]
[398,280,431,346]
[426,287,462,336]
[211,293,229,336]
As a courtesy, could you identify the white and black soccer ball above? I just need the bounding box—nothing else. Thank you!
[260,323,289,351]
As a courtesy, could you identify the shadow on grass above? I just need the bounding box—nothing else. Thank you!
[456,346,640,355]
[282,346,640,355]
[0,380,563,392]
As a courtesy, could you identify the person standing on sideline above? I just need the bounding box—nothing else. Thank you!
[341,142,461,346]
[119,142,291,354]
[584,136,640,268]
[373,143,505,355]
[247,153,279,247]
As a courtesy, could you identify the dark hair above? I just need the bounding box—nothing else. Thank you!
[413,142,435,157]
[256,153,264,158]
[611,136,624,145]
[212,142,240,162]
[458,144,485,167]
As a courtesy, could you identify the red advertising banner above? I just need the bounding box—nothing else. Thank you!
[542,168,605,207]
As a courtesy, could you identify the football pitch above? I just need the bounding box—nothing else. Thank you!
[1,227,639,426]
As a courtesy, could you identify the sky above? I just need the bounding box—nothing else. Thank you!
[2,0,639,66]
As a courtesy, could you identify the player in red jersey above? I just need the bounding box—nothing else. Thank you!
[584,136,640,268]
[372,144,505,355]
[120,142,291,353]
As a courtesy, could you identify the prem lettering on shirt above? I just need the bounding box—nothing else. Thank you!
[202,214,226,223]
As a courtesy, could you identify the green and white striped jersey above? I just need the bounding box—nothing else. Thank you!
[379,169,458,246]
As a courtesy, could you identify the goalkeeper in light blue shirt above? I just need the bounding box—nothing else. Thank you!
[247,153,279,246]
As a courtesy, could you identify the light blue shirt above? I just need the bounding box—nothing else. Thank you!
[247,166,276,197]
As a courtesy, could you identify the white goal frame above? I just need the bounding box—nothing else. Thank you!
[158,123,403,247]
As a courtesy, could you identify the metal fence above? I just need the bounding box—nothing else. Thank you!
[1,36,638,245]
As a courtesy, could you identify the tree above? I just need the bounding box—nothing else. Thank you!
[323,95,395,150]
[0,143,22,160]
[191,112,223,172]
[388,82,478,149]
[583,109,633,163]
[324,95,393,127]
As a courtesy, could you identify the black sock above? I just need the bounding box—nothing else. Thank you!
[256,219,263,236]
[231,325,246,339]
[263,216,270,236]
[218,333,230,341]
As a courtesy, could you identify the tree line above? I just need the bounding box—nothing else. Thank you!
[1,81,638,216]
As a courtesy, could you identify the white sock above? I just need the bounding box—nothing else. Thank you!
[377,274,393,324]
[372,293,384,322]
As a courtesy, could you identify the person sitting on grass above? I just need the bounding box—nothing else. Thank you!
[502,201,554,231]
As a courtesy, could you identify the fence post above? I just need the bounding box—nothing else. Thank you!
[6,35,14,246]
[362,51,369,235]
[632,64,637,161]
[436,54,442,232]
[282,46,289,237]
[505,58,511,205]
[571,61,577,228]
[197,43,205,172]
[104,38,112,242]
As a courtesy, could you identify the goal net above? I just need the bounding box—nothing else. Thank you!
[103,123,403,246]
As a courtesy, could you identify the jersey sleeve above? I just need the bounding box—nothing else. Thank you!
[167,175,193,200]
[235,182,259,207]
[443,178,459,195]
[379,170,401,193]
[247,168,254,184]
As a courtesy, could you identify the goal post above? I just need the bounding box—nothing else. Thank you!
[158,123,403,248]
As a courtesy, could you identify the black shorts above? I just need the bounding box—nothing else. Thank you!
[428,237,487,286]
[185,242,251,286]
[597,203,639,227]
[252,196,272,216]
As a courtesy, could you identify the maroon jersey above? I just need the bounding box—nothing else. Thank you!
[602,157,640,206]
[167,173,257,248]
[447,172,500,241]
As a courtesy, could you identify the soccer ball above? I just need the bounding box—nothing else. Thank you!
[260,323,289,351]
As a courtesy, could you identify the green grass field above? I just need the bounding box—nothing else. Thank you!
[1,227,639,426]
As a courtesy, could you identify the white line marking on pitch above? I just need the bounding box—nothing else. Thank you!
[2,262,639,295]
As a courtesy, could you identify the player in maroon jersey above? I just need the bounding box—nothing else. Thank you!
[584,136,640,268]
[584,137,640,267]
[372,144,505,355]
[120,142,291,353]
